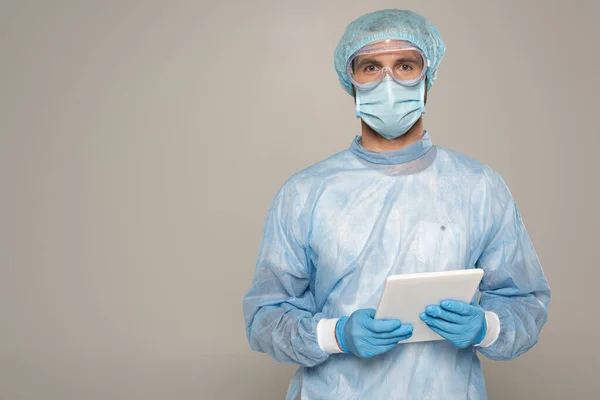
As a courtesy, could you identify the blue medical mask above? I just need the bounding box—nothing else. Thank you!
[355,78,425,140]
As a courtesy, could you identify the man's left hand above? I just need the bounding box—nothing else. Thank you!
[420,300,486,349]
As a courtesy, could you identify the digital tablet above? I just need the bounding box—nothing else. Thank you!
[375,269,484,344]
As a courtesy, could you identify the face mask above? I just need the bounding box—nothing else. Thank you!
[355,78,425,140]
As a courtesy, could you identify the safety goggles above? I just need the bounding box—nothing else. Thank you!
[346,39,429,90]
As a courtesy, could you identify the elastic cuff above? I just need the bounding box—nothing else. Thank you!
[475,312,500,348]
[317,318,343,354]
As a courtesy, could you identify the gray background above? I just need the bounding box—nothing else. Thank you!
[1,0,598,399]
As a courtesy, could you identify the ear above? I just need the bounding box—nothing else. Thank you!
[424,77,428,105]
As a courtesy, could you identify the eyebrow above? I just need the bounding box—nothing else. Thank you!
[354,55,421,70]
[354,57,381,69]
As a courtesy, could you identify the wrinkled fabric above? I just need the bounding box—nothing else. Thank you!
[334,9,446,95]
[243,132,551,400]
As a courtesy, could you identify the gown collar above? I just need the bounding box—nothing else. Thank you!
[349,131,433,165]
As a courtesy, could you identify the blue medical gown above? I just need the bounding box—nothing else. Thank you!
[243,133,550,400]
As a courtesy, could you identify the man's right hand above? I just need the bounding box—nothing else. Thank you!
[335,308,413,358]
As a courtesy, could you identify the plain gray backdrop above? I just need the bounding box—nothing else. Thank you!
[1,1,599,399]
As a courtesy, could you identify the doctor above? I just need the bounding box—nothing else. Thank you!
[243,9,550,400]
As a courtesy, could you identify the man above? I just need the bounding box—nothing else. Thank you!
[243,9,550,400]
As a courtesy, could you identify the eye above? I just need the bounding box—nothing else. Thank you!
[363,64,380,74]
[398,64,413,71]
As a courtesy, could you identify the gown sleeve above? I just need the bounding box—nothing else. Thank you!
[476,174,551,360]
[243,185,330,367]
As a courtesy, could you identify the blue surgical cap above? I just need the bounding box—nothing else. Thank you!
[334,9,446,96]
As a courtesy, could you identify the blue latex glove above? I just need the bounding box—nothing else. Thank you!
[335,308,413,358]
[419,300,487,349]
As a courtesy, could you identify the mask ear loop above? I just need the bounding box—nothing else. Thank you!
[419,79,427,115]
[350,58,362,119]
[420,58,429,116]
